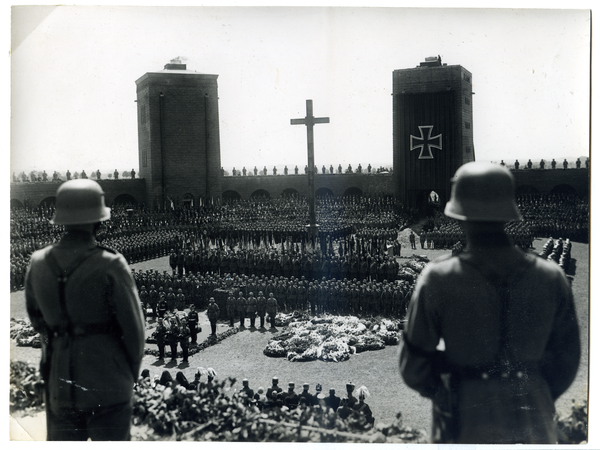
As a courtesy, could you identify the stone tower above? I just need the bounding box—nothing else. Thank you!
[392,56,475,211]
[135,61,222,209]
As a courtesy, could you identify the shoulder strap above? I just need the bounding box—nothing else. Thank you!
[45,245,100,334]
[457,252,533,367]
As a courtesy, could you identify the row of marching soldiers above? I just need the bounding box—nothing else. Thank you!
[237,377,375,425]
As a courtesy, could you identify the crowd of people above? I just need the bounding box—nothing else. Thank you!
[225,163,392,177]
[134,270,413,325]
[13,155,588,183]
[10,191,588,293]
[499,157,589,170]
[418,211,536,251]
[517,193,589,243]
[12,168,137,183]
[137,368,375,425]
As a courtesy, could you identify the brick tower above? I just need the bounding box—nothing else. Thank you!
[392,56,475,211]
[135,61,222,209]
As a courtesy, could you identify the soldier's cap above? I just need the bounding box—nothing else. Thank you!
[329,388,335,393]
[288,382,295,388]
[272,377,279,383]
[243,379,249,385]
[303,383,309,388]
[346,383,355,389]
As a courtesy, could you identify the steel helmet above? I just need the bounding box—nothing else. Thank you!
[444,161,521,222]
[51,179,111,225]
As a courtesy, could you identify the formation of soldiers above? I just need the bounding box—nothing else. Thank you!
[133,267,412,323]
[517,193,589,243]
[224,161,391,177]
[165,246,401,282]
[499,157,589,170]
[418,218,535,251]
[12,169,137,182]
[10,191,588,292]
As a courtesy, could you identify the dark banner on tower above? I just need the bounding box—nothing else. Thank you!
[395,91,458,198]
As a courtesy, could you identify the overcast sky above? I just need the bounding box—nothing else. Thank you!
[10,5,591,176]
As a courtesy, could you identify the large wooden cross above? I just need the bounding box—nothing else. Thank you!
[291,99,330,241]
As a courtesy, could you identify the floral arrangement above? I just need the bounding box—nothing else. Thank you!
[264,315,401,362]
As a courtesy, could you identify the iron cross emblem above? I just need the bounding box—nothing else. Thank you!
[410,125,442,159]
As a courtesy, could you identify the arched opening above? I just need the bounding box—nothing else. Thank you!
[182,193,194,208]
[251,189,271,200]
[315,187,334,197]
[428,190,440,207]
[282,188,300,198]
[40,196,56,208]
[551,184,577,196]
[10,199,24,209]
[515,185,539,196]
[343,187,362,197]
[112,194,137,206]
[222,190,242,202]
[413,190,439,216]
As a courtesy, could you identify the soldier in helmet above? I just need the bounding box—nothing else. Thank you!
[157,294,168,319]
[226,292,237,327]
[176,288,186,311]
[266,292,278,328]
[154,320,167,361]
[187,305,200,344]
[166,315,180,363]
[25,179,145,440]
[236,291,247,328]
[148,284,158,318]
[139,285,149,321]
[169,249,177,275]
[178,318,191,363]
[256,291,267,328]
[246,291,258,328]
[400,162,580,444]
[206,297,220,336]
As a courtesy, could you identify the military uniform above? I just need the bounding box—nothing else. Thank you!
[25,230,145,440]
[246,292,258,328]
[266,293,278,328]
[236,292,247,327]
[166,316,180,361]
[256,292,267,328]
[154,322,167,360]
[187,305,199,344]
[207,298,220,335]
[178,320,191,362]
[226,294,236,327]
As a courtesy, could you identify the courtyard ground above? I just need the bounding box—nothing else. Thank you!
[9,230,590,441]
